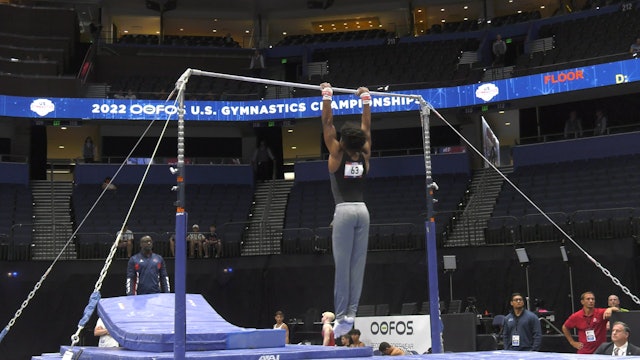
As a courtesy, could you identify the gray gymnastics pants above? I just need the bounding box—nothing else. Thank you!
[332,202,370,321]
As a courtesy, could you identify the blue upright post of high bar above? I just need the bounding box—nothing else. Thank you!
[419,100,443,353]
[173,76,188,360]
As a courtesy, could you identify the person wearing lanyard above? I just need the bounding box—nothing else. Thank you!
[562,291,619,354]
[503,293,542,351]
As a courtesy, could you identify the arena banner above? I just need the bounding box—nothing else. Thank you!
[1,58,638,121]
[354,315,431,354]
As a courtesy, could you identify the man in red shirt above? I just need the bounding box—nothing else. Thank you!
[562,291,619,354]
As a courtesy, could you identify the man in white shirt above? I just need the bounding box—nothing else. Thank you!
[94,317,119,347]
[594,321,640,356]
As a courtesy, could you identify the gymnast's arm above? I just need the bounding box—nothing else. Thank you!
[320,82,341,172]
[356,86,372,167]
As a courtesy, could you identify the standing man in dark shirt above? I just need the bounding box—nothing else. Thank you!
[503,292,542,351]
[126,235,170,295]
[320,82,371,339]
[252,140,275,181]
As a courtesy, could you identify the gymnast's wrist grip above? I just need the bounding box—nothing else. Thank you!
[321,86,333,101]
[360,92,371,105]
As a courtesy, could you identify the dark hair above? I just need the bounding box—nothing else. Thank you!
[510,292,524,302]
[613,321,631,335]
[379,342,391,352]
[340,125,367,151]
[275,310,284,316]
[348,328,361,336]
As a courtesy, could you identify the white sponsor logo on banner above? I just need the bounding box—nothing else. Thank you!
[355,315,431,354]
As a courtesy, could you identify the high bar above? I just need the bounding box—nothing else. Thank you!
[183,68,423,100]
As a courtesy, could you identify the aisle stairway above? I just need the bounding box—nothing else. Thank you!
[241,179,293,255]
[30,180,76,260]
[445,166,513,246]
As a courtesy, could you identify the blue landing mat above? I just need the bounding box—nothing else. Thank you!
[98,293,285,352]
[33,348,640,360]
[51,344,373,359]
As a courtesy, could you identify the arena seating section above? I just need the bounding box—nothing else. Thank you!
[0,4,78,77]
[486,154,640,245]
[80,1,640,99]
[118,34,241,48]
[2,2,640,260]
[72,184,253,259]
[0,183,33,261]
[282,172,470,254]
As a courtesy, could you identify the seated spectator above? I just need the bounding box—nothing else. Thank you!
[124,89,137,99]
[203,224,222,258]
[101,177,117,191]
[94,317,119,347]
[630,37,640,55]
[187,224,206,258]
[379,342,405,356]
[169,233,176,257]
[340,334,353,347]
[116,224,134,258]
[349,329,365,347]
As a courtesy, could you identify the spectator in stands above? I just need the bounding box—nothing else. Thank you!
[320,83,371,339]
[608,294,629,312]
[169,233,176,257]
[321,311,335,346]
[595,321,640,355]
[252,140,275,182]
[349,329,365,347]
[116,224,134,258]
[593,109,608,136]
[561,291,619,354]
[629,37,640,55]
[340,334,353,347]
[83,136,96,163]
[89,22,102,44]
[101,177,117,191]
[126,235,170,295]
[94,317,119,347]
[187,224,206,258]
[223,33,234,46]
[124,89,137,99]
[502,292,542,351]
[273,310,290,344]
[204,224,222,258]
[249,49,266,78]
[379,342,405,355]
[492,34,507,66]
[564,110,583,139]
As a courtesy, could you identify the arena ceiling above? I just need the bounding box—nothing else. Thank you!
[63,0,562,45]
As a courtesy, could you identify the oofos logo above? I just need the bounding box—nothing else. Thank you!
[370,320,413,335]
